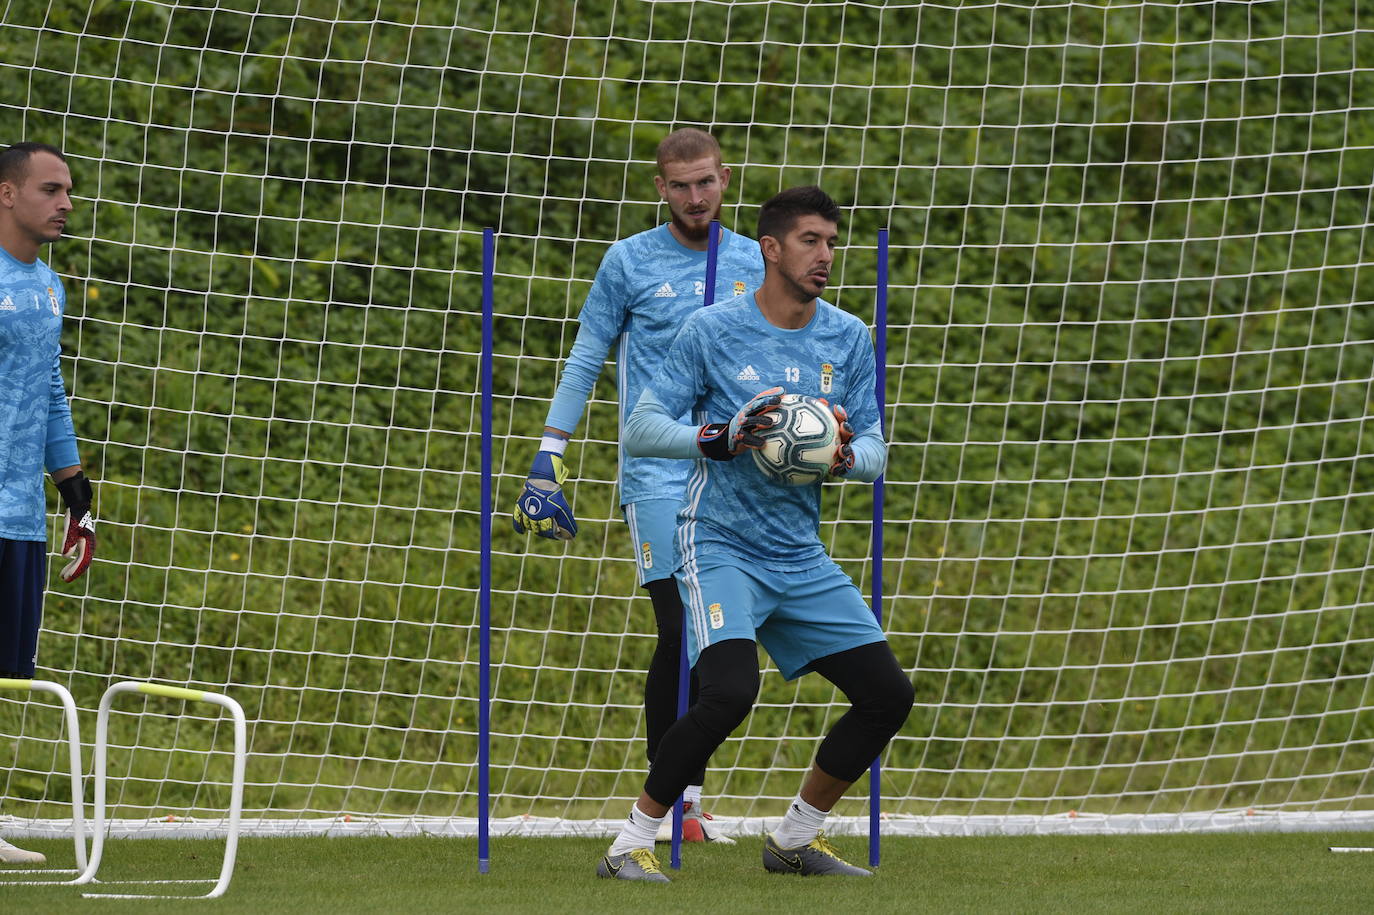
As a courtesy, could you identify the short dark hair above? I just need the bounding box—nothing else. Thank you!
[757,186,841,242]
[656,128,721,174]
[0,142,66,186]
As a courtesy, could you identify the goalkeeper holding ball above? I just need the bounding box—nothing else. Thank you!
[512,128,763,843]
[602,186,913,882]
[0,143,97,866]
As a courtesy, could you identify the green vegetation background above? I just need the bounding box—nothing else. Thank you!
[1,0,1372,824]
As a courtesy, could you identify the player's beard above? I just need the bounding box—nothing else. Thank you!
[777,258,829,304]
[670,200,722,243]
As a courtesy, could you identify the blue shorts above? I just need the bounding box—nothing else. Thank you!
[624,499,681,587]
[0,538,45,678]
[676,553,885,680]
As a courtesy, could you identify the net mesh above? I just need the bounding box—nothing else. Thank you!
[2,0,1373,835]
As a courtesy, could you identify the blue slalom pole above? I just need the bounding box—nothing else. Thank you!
[479,227,495,874]
[869,228,888,867]
[671,218,722,870]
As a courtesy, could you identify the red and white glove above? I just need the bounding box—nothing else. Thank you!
[56,472,96,582]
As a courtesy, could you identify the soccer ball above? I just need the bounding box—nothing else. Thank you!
[751,394,839,487]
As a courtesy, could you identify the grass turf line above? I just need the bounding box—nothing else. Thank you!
[3,832,1372,913]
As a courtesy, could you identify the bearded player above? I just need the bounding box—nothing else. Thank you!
[600,186,913,882]
[512,128,764,843]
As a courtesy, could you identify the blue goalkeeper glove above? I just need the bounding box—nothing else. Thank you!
[698,386,784,461]
[512,450,578,540]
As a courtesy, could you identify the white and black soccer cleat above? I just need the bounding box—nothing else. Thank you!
[762,830,872,876]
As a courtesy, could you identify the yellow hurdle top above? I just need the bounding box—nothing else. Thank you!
[137,682,208,702]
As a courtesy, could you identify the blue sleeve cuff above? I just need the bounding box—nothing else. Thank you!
[844,424,886,482]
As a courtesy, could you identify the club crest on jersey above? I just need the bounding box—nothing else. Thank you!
[48,287,60,315]
[708,602,724,629]
[820,363,834,394]
[640,540,653,570]
[733,280,745,296]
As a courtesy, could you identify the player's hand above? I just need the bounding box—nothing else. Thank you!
[56,472,96,582]
[698,386,784,461]
[823,401,856,476]
[512,450,578,540]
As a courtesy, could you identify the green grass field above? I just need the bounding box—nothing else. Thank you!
[5,833,1373,913]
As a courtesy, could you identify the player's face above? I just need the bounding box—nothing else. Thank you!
[1,152,73,246]
[768,214,838,301]
[655,156,731,243]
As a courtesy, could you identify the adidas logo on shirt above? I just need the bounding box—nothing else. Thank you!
[0,295,12,311]
[653,283,676,298]
[737,365,761,382]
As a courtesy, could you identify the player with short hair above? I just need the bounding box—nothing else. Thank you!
[0,141,97,865]
[512,128,764,843]
[600,186,913,882]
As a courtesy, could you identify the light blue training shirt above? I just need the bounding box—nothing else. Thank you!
[544,223,764,506]
[624,294,886,571]
[0,246,79,541]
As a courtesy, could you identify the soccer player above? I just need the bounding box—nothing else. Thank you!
[601,186,913,882]
[511,128,764,843]
[0,142,97,866]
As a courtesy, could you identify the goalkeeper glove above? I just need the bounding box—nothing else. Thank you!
[822,401,856,476]
[698,386,784,461]
[56,471,96,582]
[512,450,578,541]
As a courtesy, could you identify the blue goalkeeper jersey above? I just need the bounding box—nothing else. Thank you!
[0,247,79,541]
[544,223,764,505]
[645,295,883,571]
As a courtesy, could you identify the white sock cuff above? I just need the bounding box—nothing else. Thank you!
[791,794,827,819]
[540,434,569,455]
[609,802,666,856]
[629,803,666,829]
[684,785,703,805]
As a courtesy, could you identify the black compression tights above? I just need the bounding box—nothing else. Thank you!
[810,640,915,782]
[643,638,914,806]
[644,578,705,786]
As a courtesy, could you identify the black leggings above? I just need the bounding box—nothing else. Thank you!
[643,578,705,786]
[643,638,914,806]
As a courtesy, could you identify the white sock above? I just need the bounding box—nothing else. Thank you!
[608,802,665,855]
[771,794,828,848]
[683,784,702,806]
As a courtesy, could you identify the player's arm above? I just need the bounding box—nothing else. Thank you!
[511,328,609,541]
[509,323,612,541]
[623,389,699,458]
[513,253,625,541]
[624,314,782,461]
[45,341,95,581]
[625,387,782,461]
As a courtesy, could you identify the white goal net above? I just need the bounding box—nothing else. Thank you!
[3,0,1374,838]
